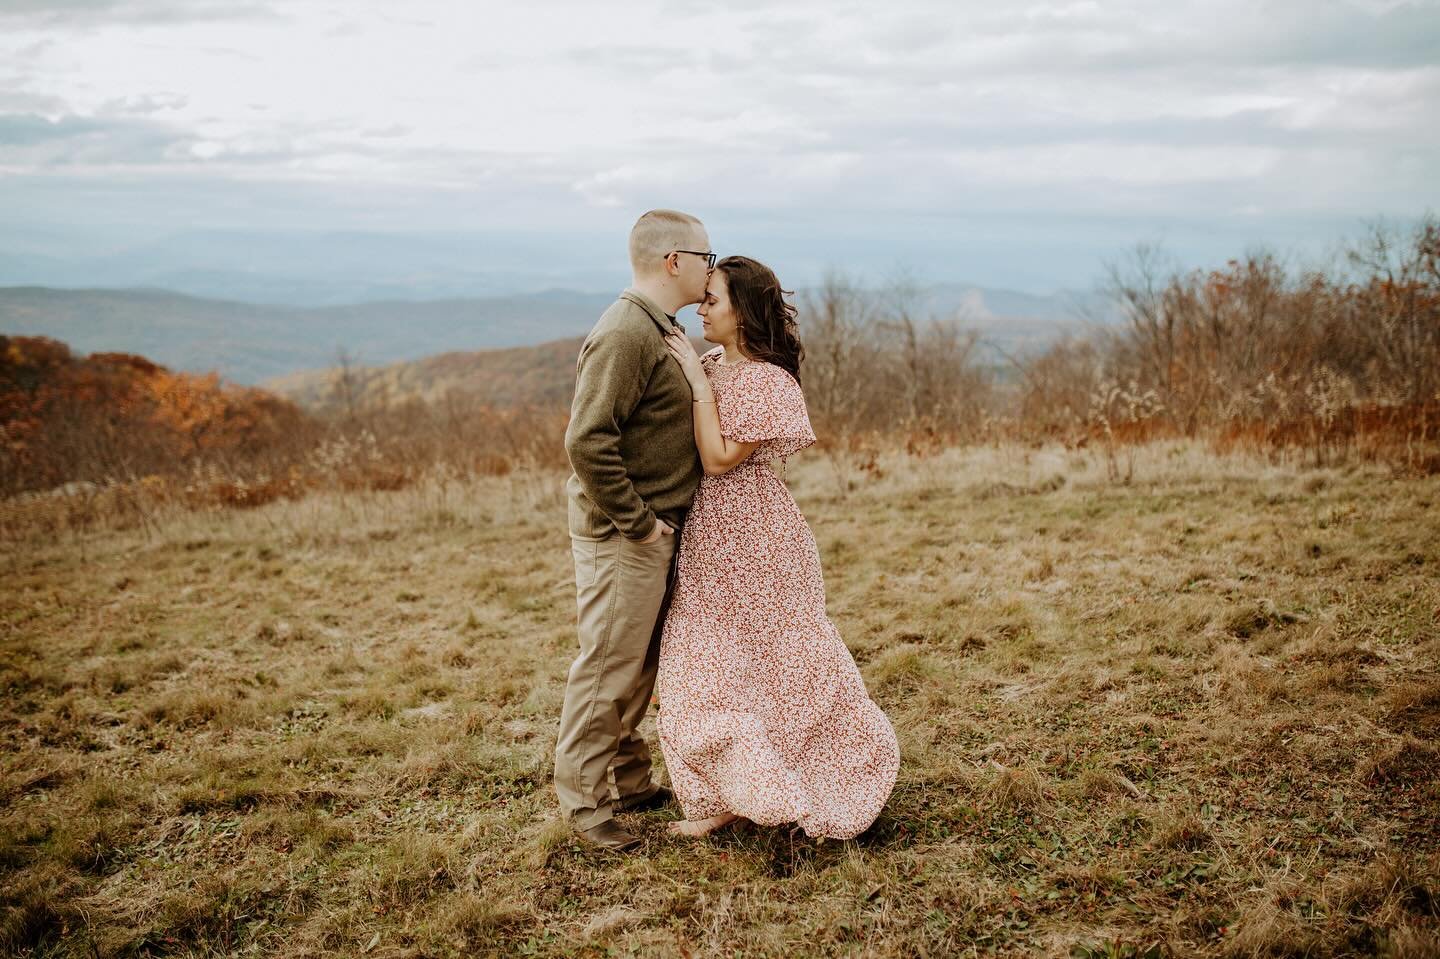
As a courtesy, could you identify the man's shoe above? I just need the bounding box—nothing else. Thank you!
[575,819,642,852]
[617,785,674,814]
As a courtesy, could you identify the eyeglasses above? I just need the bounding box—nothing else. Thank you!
[670,249,717,270]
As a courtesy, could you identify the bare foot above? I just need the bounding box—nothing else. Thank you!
[666,812,746,838]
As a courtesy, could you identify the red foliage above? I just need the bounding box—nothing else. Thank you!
[1215,401,1440,474]
[1,335,313,496]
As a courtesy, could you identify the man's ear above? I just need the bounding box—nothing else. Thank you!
[665,252,680,277]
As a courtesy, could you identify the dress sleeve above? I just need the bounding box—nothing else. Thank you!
[718,363,817,460]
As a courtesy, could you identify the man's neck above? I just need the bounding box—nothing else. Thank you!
[629,278,686,319]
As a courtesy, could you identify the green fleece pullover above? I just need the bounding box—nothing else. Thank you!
[563,288,702,541]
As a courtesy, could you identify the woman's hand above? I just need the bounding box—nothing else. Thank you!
[664,329,706,387]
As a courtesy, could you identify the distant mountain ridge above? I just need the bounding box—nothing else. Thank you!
[0,229,627,306]
[262,338,587,412]
[0,286,614,385]
[0,283,1100,386]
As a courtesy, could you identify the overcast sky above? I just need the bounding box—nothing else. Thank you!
[1,0,1436,294]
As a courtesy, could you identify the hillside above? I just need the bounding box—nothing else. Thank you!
[262,337,587,412]
[2,444,1436,955]
[0,335,310,497]
[0,284,1093,387]
[0,287,612,385]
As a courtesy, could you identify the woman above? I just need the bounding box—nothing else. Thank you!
[656,255,900,840]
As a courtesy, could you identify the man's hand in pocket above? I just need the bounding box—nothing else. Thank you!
[638,519,675,545]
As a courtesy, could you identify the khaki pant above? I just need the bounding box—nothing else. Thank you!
[554,529,679,829]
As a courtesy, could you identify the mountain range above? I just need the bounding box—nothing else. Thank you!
[0,286,614,385]
[0,282,1104,389]
[0,229,625,306]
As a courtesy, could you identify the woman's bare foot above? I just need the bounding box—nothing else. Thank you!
[666,812,747,838]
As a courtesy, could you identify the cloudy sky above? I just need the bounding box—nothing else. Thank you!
[1,0,1436,296]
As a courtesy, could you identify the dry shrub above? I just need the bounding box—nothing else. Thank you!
[1052,860,1129,897]
[0,346,570,542]
[1221,897,1324,957]
[1379,677,1440,730]
[1286,627,1382,666]
[0,863,89,955]
[204,472,310,509]
[171,767,297,815]
[368,831,453,909]
[1325,851,1439,924]
[1072,768,1129,801]
[45,811,143,874]
[525,818,576,871]
[1149,806,1212,852]
[1294,660,1365,695]
[1,338,315,497]
[238,808,355,854]
[1219,400,1440,475]
[1201,644,1289,702]
[1353,736,1440,786]
[798,273,997,447]
[1015,217,1440,474]
[1222,599,1301,640]
[435,891,535,943]
[149,872,273,952]
[143,688,245,729]
[393,742,484,792]
[864,643,943,694]
[0,760,78,800]
[982,765,1049,811]
[1381,926,1440,958]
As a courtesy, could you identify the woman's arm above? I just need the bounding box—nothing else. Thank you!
[689,376,761,476]
[664,331,760,476]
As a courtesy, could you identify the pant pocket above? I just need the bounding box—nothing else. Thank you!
[571,538,592,588]
[573,533,615,589]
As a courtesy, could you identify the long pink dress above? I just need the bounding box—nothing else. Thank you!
[655,347,900,840]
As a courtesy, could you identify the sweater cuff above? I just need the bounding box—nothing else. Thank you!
[625,513,659,542]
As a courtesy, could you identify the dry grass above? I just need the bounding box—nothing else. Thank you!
[2,440,1438,957]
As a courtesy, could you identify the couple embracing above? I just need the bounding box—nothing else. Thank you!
[553,209,900,852]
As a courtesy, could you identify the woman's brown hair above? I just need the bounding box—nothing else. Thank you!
[716,255,805,384]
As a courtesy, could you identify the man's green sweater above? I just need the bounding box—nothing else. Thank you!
[564,288,702,541]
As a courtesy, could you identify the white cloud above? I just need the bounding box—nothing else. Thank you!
[0,0,274,26]
[0,0,1434,284]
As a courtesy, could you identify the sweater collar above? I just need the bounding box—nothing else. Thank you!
[620,287,680,334]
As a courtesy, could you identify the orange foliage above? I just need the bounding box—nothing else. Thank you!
[1,335,313,496]
[1215,400,1440,474]
[1,333,577,515]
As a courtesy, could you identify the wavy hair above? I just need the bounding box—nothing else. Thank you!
[716,255,805,385]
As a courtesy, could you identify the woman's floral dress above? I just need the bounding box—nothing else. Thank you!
[655,347,900,839]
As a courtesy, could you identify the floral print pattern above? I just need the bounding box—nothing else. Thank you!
[655,348,900,840]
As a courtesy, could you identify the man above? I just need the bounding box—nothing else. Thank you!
[554,209,714,852]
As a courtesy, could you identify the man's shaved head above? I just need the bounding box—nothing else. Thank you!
[629,209,707,276]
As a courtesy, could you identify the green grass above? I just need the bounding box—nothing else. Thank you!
[1,442,1437,956]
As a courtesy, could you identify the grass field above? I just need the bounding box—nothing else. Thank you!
[2,442,1438,957]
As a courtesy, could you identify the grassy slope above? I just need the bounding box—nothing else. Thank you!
[260,337,586,412]
[1,444,1437,957]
